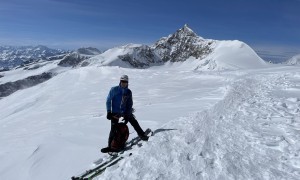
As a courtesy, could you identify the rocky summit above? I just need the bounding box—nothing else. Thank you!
[151,24,214,62]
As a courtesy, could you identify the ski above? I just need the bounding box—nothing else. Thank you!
[71,128,152,180]
[87,155,125,180]
[71,155,118,180]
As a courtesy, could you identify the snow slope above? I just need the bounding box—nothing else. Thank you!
[0,61,299,180]
[99,66,300,180]
[0,60,66,84]
[83,44,162,68]
[0,32,298,179]
[285,54,300,65]
[197,40,267,70]
[0,64,229,180]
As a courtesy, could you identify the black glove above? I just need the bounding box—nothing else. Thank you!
[106,112,112,120]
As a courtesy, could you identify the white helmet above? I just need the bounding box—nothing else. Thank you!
[120,75,129,82]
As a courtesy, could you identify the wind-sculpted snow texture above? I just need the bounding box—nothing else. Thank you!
[99,68,300,180]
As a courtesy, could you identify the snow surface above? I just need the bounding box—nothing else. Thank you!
[285,54,300,65]
[0,42,300,180]
[0,60,68,84]
[190,40,267,71]
[98,66,300,180]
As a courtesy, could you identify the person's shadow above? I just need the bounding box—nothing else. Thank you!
[126,128,177,149]
[152,128,177,135]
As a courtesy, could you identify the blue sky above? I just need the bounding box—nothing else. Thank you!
[0,0,299,59]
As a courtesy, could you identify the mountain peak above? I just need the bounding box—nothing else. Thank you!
[175,24,198,37]
[151,24,211,62]
[183,24,193,32]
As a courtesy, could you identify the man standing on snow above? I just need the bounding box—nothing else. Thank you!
[101,75,148,153]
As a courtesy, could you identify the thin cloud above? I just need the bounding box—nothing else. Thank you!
[253,43,300,62]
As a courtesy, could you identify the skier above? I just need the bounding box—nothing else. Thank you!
[101,75,148,153]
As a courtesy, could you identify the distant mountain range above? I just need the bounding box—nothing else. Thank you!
[0,46,102,71]
[0,25,216,70]
[1,25,299,71]
[0,45,67,70]
[83,24,266,70]
[0,24,296,98]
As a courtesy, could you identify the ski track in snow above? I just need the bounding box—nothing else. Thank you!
[98,68,300,180]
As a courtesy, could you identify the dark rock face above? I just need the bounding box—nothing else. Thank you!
[118,54,147,68]
[0,68,10,72]
[152,24,214,62]
[0,72,53,97]
[77,47,102,55]
[118,45,162,68]
[58,53,87,67]
[23,64,42,70]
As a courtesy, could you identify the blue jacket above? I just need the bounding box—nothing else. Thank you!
[106,84,133,115]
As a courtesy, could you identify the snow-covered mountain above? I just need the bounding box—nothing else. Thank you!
[152,24,213,62]
[194,40,267,70]
[0,46,103,97]
[0,45,68,70]
[151,25,267,70]
[0,25,267,71]
[0,46,103,71]
[285,54,300,65]
[0,50,99,98]
[58,52,91,67]
[82,25,267,70]
[82,44,163,68]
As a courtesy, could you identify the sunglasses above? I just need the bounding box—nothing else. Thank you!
[120,80,128,83]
